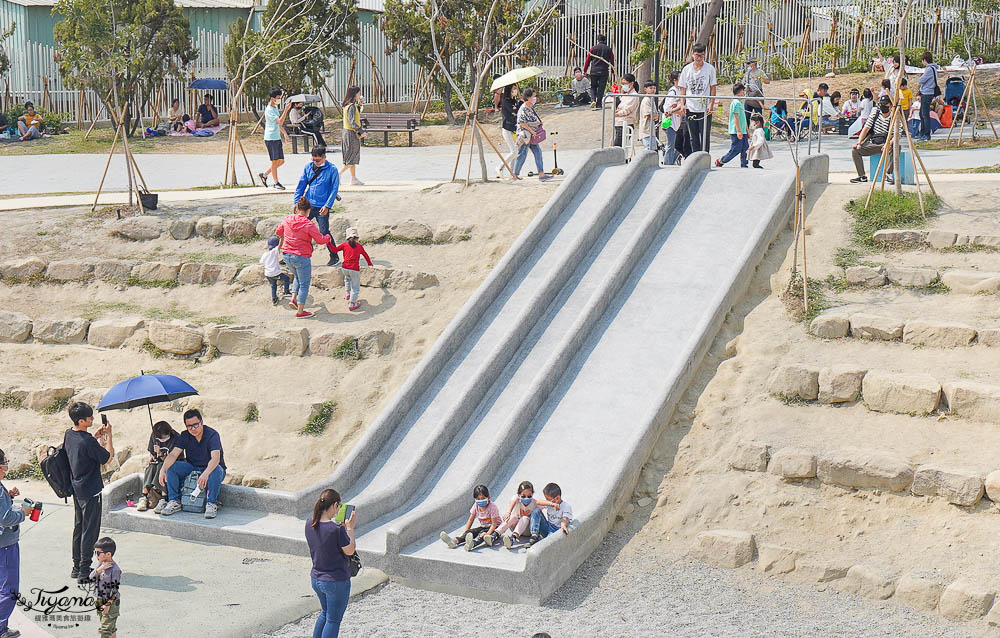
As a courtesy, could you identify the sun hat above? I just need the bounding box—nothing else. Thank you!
[346,227,359,239]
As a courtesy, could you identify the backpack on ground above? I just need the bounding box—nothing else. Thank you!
[40,432,73,500]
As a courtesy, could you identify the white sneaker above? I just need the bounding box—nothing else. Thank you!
[153,498,168,514]
[464,532,475,551]
[350,178,365,186]
[440,531,457,549]
[205,502,218,519]
[160,500,182,516]
[502,534,513,550]
[136,496,149,511]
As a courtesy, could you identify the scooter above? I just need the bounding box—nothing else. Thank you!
[529,131,565,177]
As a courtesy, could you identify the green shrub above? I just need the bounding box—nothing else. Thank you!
[0,392,23,410]
[41,396,69,415]
[331,338,363,361]
[244,404,259,423]
[845,192,941,246]
[300,401,337,436]
[42,111,70,132]
[6,457,44,481]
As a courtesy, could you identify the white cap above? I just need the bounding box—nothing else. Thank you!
[346,227,359,239]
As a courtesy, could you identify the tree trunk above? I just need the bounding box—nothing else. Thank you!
[694,0,724,52]
[442,83,456,125]
[638,0,657,85]
[473,122,488,183]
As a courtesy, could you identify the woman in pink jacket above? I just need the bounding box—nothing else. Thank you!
[276,196,334,318]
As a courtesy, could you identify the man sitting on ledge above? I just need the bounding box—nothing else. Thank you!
[157,409,226,519]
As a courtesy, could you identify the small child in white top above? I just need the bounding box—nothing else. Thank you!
[746,114,772,169]
[530,482,573,546]
[440,484,503,551]
[498,480,538,549]
[260,235,291,305]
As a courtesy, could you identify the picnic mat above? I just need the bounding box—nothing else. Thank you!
[168,123,228,137]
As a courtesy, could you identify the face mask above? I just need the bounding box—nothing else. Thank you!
[879,105,890,113]
[156,436,170,443]
[475,499,489,508]
[531,97,537,105]
[520,497,532,506]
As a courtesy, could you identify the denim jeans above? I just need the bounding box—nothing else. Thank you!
[0,543,18,633]
[513,143,543,177]
[663,127,680,165]
[919,93,933,139]
[529,509,560,538]
[18,123,40,140]
[308,206,337,258]
[342,268,360,303]
[283,253,312,306]
[267,273,291,301]
[311,578,351,638]
[166,462,226,504]
[719,134,748,167]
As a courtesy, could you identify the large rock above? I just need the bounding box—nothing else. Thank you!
[861,370,940,415]
[223,218,256,240]
[926,230,957,249]
[886,266,938,288]
[359,266,393,289]
[389,269,439,290]
[206,325,257,356]
[235,264,266,285]
[757,544,803,575]
[894,572,946,612]
[910,465,984,506]
[257,328,309,357]
[32,318,89,344]
[309,269,341,291]
[309,330,352,357]
[985,470,1000,502]
[169,219,196,240]
[842,565,896,600]
[45,261,94,281]
[13,387,76,412]
[903,320,976,348]
[328,216,351,242]
[941,270,1000,294]
[357,330,394,357]
[767,364,819,401]
[111,216,162,240]
[0,311,32,343]
[809,313,850,339]
[768,447,817,479]
[391,219,433,241]
[818,365,866,403]
[942,380,1000,423]
[433,222,473,243]
[1,257,46,280]
[971,235,1000,248]
[849,314,904,341]
[938,579,995,621]
[979,329,1000,347]
[845,265,886,287]
[872,229,926,245]
[359,221,391,242]
[817,449,914,492]
[87,318,144,349]
[200,264,238,284]
[147,321,203,355]
[94,259,132,281]
[255,217,283,239]
[195,216,224,238]
[177,263,204,284]
[132,262,181,282]
[691,530,756,568]
[794,560,849,583]
[729,440,770,472]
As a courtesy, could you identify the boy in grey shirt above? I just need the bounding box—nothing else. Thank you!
[563,67,592,107]
[90,537,121,638]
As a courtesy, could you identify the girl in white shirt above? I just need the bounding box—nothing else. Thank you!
[498,480,538,549]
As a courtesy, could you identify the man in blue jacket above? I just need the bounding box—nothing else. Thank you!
[292,145,341,266]
[1,448,34,638]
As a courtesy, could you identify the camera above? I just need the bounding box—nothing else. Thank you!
[22,497,42,522]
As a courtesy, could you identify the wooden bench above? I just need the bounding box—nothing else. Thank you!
[285,125,331,154]
[360,113,420,147]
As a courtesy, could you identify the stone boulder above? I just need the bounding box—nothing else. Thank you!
[849,314,904,341]
[200,264,238,284]
[223,218,256,240]
[766,364,819,401]
[793,560,849,583]
[12,387,76,412]
[257,328,309,357]
[894,572,946,612]
[871,229,926,245]
[242,475,270,488]
[902,320,976,348]
[767,447,817,479]
[0,310,32,343]
[691,530,756,568]
[940,270,1000,294]
[359,266,393,289]
[757,544,804,575]
[32,318,89,344]
[235,265,266,285]
[177,263,204,284]
[817,449,913,492]
[147,321,203,355]
[886,266,938,288]
[433,222,473,243]
[94,260,132,281]
[910,465,984,506]
[309,330,352,357]
[358,330,394,357]
[389,269,439,290]
[979,329,1000,347]
[206,325,257,356]
[985,470,1000,502]
[842,565,896,599]
[729,440,770,472]
[132,262,181,282]
[45,261,94,281]
[861,370,940,415]
[255,217,283,239]
[938,579,995,621]
[809,313,850,339]
[971,235,1000,248]
[845,265,886,287]
[391,219,433,241]
[926,230,957,249]
[111,216,162,241]
[1,257,46,280]
[942,380,1000,422]
[360,221,391,242]
[309,269,341,291]
[195,215,224,238]
[328,216,352,242]
[87,318,144,349]
[169,220,196,240]
[818,365,866,403]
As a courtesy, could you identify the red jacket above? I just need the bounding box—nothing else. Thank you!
[334,240,372,271]
[276,214,332,257]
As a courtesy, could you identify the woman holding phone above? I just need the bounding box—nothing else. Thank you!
[305,488,356,638]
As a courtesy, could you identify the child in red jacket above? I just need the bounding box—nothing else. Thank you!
[334,227,373,311]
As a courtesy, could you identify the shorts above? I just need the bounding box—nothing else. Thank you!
[265,139,284,161]
[98,599,120,638]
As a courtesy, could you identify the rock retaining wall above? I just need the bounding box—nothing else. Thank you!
[873,228,1000,251]
[811,312,992,347]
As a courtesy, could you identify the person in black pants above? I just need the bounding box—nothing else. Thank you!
[584,33,614,111]
[64,402,113,584]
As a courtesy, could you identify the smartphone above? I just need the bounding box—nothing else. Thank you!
[101,414,108,426]
[334,504,355,524]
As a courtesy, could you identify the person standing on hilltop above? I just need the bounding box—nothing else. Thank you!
[583,33,614,111]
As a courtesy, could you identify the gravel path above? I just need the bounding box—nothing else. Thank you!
[255,527,977,638]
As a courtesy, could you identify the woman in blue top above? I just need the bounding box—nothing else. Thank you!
[259,87,291,191]
[770,99,795,140]
[1,448,34,638]
[305,489,357,638]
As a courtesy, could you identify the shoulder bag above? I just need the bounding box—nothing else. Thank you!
[529,126,547,145]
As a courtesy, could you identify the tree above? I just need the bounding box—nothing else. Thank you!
[53,0,196,136]
[224,0,358,118]
[0,22,14,82]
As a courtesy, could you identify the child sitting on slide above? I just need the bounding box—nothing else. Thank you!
[530,482,573,546]
[498,480,537,549]
[440,484,503,551]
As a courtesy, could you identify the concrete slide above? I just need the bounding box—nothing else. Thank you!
[105,147,829,604]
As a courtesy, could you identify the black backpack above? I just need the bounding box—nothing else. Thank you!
[302,105,324,129]
[40,432,73,500]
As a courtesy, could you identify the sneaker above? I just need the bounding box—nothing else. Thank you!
[502,534,513,550]
[147,489,161,510]
[538,174,552,182]
[345,292,351,300]
[885,175,894,185]
[160,500,182,516]
[273,182,286,191]
[350,178,365,186]
[2,629,23,638]
[205,502,218,519]
[70,567,80,579]
[327,254,340,267]
[714,158,723,168]
[136,496,149,511]
[289,298,298,309]
[258,172,268,187]
[464,532,475,551]
[849,175,868,183]
[484,532,497,547]
[153,498,168,514]
[348,302,361,311]
[296,310,314,318]
[272,297,279,306]
[529,533,542,546]
[282,291,291,298]
[440,531,457,549]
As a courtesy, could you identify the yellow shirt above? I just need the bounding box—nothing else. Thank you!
[22,112,43,130]
[899,88,912,111]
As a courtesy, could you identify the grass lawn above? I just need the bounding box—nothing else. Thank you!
[949,163,1000,173]
[0,124,270,156]
[915,137,1000,151]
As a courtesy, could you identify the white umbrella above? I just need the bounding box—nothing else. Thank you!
[490,67,543,92]
[285,94,322,103]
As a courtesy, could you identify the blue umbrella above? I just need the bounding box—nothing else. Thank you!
[188,78,228,90]
[98,373,199,426]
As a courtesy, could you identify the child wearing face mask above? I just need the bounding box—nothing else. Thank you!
[137,421,182,511]
[440,484,503,551]
[498,480,538,549]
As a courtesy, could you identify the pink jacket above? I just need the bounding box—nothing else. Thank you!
[276,214,332,257]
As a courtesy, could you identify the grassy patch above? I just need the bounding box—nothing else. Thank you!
[1,272,49,287]
[166,251,256,267]
[915,139,1000,151]
[845,191,941,246]
[219,233,261,245]
[373,234,435,246]
[784,272,835,323]
[950,163,1000,173]
[775,393,811,406]
[82,301,142,321]
[330,338,363,361]
[140,338,167,359]
[126,276,179,289]
[941,243,1000,254]
[920,280,951,295]
[0,392,23,410]
[145,304,198,322]
[205,316,237,325]
[833,246,880,269]
[244,404,259,423]
[41,396,70,415]
[300,401,337,436]
[6,457,44,481]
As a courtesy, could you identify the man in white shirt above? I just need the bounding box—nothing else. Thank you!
[678,43,717,152]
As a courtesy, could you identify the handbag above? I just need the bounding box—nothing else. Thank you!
[343,547,362,577]
[529,126,547,145]
[932,66,942,97]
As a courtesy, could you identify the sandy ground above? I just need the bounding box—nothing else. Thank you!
[0,180,555,490]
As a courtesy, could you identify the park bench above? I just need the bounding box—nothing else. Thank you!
[285,124,331,154]
[360,113,420,147]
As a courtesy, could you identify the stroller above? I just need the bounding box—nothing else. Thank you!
[945,77,967,121]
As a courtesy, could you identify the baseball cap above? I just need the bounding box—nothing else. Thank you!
[878,95,892,106]
[267,236,279,249]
